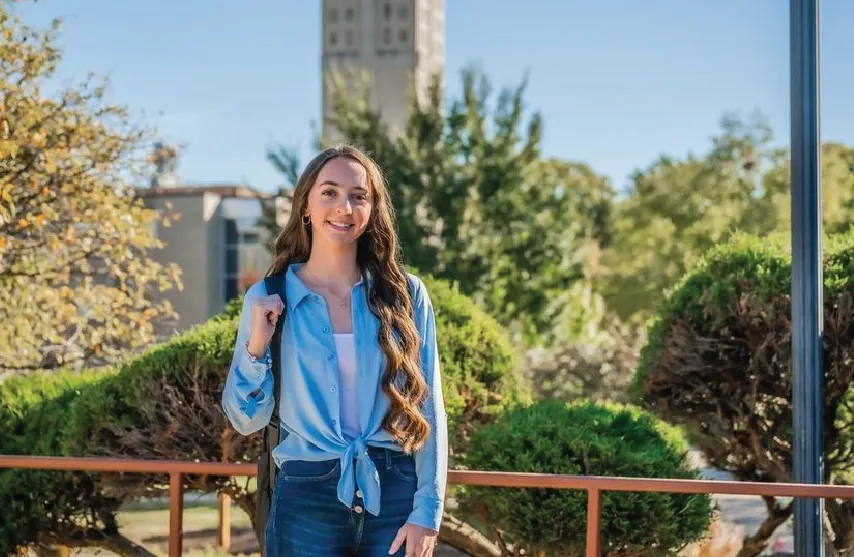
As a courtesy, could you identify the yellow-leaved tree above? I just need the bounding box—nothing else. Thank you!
[0,4,182,373]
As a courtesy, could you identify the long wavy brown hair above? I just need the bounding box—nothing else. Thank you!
[267,145,430,453]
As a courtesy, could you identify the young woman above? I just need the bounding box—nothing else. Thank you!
[222,145,447,557]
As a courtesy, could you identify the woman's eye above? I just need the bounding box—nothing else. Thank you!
[322,189,336,197]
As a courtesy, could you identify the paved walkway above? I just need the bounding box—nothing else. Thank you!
[689,450,794,554]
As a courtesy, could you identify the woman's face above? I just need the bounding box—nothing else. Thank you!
[304,157,373,249]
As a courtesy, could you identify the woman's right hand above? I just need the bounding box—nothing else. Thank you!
[247,294,285,357]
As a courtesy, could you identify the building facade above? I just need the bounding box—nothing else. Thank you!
[138,185,292,337]
[321,0,445,139]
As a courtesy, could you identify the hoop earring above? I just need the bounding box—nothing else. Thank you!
[302,215,311,225]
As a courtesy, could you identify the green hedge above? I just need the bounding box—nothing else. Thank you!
[458,400,712,556]
[632,231,854,550]
[0,369,112,556]
[0,273,522,552]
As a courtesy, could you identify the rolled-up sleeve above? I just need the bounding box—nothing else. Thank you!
[407,278,448,532]
[221,282,275,436]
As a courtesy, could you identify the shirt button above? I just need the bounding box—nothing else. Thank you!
[330,385,337,392]
[323,326,330,333]
[353,505,363,513]
[327,353,335,361]
[355,489,363,498]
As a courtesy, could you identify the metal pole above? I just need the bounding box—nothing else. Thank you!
[790,0,824,554]
[169,471,184,557]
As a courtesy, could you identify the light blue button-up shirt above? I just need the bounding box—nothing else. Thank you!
[221,263,448,531]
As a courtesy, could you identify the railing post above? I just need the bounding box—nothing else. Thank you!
[586,488,602,557]
[169,471,184,557]
[218,492,231,549]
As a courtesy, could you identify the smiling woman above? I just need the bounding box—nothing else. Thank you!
[222,145,448,557]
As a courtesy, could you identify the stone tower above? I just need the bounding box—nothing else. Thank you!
[321,0,445,139]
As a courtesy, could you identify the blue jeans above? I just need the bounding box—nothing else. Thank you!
[265,447,418,557]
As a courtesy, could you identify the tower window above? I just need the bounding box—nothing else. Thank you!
[330,32,338,46]
[345,7,355,21]
[398,4,409,19]
[398,29,408,43]
[346,29,354,46]
[383,27,391,44]
[329,8,339,23]
[383,3,392,20]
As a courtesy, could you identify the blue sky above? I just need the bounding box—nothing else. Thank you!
[12,1,854,193]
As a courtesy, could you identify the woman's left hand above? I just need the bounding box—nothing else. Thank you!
[388,522,438,556]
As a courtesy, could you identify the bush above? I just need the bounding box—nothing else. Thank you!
[526,321,644,403]
[527,282,645,402]
[633,231,854,555]
[61,317,243,498]
[1,273,522,553]
[458,399,712,556]
[0,369,116,556]
[419,274,527,449]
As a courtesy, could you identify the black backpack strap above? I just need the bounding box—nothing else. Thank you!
[263,268,288,491]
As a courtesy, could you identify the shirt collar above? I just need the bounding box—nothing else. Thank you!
[285,263,313,312]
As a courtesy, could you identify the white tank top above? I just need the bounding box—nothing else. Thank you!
[332,333,360,439]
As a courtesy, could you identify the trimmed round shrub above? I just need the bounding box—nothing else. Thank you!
[458,399,712,556]
[1,273,522,551]
[632,231,854,553]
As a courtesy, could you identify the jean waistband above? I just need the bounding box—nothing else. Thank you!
[364,446,409,464]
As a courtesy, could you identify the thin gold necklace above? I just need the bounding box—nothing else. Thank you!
[304,265,352,308]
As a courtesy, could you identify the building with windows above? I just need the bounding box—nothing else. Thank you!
[321,0,445,138]
[137,184,292,338]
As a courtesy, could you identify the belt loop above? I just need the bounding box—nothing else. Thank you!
[384,448,392,469]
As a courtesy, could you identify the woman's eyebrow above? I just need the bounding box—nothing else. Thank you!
[319,180,368,193]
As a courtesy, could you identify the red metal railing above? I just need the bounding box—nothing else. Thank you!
[3,455,854,556]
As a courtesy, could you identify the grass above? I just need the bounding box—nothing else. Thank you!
[72,494,259,557]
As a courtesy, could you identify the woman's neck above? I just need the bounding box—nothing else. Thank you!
[303,244,361,289]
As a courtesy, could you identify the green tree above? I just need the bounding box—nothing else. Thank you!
[762,141,854,235]
[0,5,181,371]
[268,68,613,344]
[603,113,854,322]
[601,113,785,321]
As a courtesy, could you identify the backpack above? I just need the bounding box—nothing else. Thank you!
[254,270,288,552]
